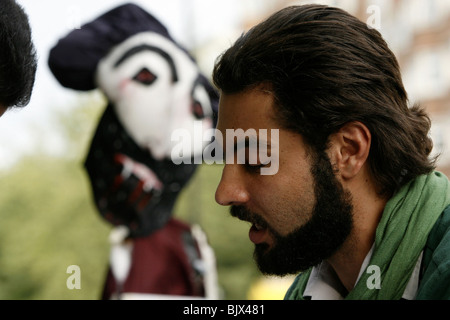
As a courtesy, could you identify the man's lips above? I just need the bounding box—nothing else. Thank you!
[230,206,271,244]
[249,223,269,244]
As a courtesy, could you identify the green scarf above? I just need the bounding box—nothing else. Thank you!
[285,171,450,300]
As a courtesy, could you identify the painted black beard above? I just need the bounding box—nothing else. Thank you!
[231,150,354,276]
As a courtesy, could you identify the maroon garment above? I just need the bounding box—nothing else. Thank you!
[102,218,205,299]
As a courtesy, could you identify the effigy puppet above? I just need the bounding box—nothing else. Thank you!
[48,3,219,299]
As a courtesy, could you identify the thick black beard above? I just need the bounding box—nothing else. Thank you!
[231,150,354,276]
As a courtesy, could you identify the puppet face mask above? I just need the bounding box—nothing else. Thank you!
[48,3,218,238]
[85,31,217,238]
[96,32,214,161]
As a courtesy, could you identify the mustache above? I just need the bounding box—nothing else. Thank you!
[230,205,269,230]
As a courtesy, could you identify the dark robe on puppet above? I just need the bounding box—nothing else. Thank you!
[48,3,219,299]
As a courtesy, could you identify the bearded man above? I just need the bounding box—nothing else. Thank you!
[212,5,450,300]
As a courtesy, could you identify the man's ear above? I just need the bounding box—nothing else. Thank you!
[327,122,371,180]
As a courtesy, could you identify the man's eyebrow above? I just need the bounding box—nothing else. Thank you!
[114,44,179,83]
[223,136,271,159]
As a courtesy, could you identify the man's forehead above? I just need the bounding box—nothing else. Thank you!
[217,87,277,131]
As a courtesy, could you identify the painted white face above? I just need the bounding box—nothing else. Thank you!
[96,32,213,160]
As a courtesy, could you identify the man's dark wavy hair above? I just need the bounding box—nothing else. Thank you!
[0,0,37,108]
[213,5,436,197]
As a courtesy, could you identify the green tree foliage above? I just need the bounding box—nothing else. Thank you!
[0,156,110,299]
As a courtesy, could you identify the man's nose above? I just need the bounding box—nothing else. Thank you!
[215,164,249,206]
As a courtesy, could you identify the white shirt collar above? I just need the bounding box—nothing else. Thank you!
[303,245,423,300]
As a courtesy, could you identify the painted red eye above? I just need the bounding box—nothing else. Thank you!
[192,101,204,120]
[133,68,157,85]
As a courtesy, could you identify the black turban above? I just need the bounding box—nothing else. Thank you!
[48,3,175,91]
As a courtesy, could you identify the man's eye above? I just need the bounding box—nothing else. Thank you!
[245,162,269,173]
[133,68,157,85]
